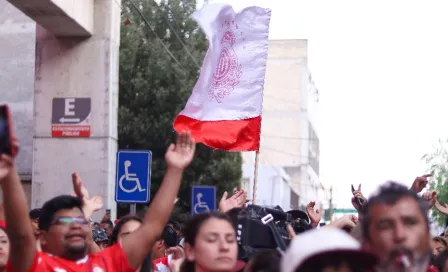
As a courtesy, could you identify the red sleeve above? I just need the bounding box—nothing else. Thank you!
[6,251,43,272]
[98,243,135,272]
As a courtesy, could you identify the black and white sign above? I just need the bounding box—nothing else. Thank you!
[51,98,91,137]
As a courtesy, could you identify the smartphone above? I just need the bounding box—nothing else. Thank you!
[0,105,12,155]
[106,209,111,215]
[179,237,185,248]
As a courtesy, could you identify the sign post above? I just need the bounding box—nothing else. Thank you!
[51,97,91,137]
[115,150,152,213]
[130,204,136,214]
[191,186,216,215]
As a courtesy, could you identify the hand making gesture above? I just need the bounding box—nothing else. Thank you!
[410,174,432,193]
[351,184,367,213]
[72,173,104,218]
[219,189,248,212]
[422,191,437,209]
[306,201,321,228]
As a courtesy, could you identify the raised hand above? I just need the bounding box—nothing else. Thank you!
[166,246,185,260]
[219,190,247,212]
[422,191,437,209]
[71,172,104,218]
[351,184,367,212]
[410,174,432,193]
[0,155,14,182]
[72,173,89,199]
[0,139,19,182]
[84,196,103,213]
[165,131,195,170]
[306,201,321,228]
[339,214,358,229]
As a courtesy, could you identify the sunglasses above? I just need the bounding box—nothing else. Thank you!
[51,217,89,226]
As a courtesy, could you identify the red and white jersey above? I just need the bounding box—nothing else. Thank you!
[152,255,173,272]
[7,243,135,272]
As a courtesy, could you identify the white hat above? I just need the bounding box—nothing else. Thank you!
[281,228,377,272]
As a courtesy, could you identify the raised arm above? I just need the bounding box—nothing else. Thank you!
[121,131,195,269]
[0,145,36,271]
[71,173,104,254]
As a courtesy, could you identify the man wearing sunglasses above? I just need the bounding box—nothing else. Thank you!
[0,131,196,272]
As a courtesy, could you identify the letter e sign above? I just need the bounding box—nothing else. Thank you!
[51,98,91,137]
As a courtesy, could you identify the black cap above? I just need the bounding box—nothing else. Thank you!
[162,225,179,247]
[167,220,181,231]
[29,208,41,220]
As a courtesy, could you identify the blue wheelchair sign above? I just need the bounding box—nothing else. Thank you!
[115,150,151,203]
[191,186,216,215]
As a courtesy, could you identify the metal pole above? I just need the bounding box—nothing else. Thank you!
[130,203,136,214]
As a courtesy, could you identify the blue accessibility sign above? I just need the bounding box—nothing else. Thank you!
[191,186,216,215]
[115,150,152,204]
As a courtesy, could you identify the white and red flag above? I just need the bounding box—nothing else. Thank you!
[173,3,271,151]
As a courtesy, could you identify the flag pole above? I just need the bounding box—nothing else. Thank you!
[252,151,260,204]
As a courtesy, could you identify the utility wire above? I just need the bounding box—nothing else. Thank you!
[150,0,201,69]
[127,0,190,76]
[116,0,192,88]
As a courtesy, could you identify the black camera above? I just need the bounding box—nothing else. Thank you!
[233,205,313,261]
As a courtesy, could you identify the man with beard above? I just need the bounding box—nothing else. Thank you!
[361,182,434,272]
[0,131,196,271]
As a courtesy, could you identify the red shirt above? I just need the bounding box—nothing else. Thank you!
[153,255,172,272]
[7,243,135,272]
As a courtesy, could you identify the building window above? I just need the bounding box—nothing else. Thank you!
[308,123,320,174]
[290,190,299,210]
[242,178,250,192]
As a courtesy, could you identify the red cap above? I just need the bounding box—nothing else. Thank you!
[0,220,6,229]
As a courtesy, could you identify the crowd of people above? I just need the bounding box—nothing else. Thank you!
[0,131,448,272]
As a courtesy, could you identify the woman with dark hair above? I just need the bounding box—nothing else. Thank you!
[111,215,152,272]
[110,215,143,245]
[244,250,281,272]
[181,212,238,272]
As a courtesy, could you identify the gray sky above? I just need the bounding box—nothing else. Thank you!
[196,0,448,208]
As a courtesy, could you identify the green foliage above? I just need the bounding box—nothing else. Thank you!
[117,0,242,217]
[423,139,448,226]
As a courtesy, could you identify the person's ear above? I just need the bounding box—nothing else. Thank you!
[155,239,164,250]
[184,243,195,261]
[38,230,48,247]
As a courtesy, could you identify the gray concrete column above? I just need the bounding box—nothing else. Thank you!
[0,0,36,205]
[32,0,121,221]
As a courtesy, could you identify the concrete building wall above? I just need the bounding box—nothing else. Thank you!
[257,39,308,166]
[242,163,292,210]
[0,0,36,205]
[300,72,322,207]
[0,1,121,220]
[31,0,121,221]
[242,39,325,209]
